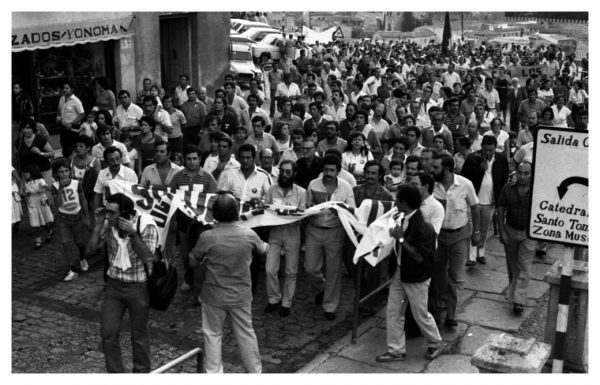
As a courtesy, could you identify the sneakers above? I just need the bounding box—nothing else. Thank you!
[425,344,445,360]
[315,291,324,305]
[180,281,192,292]
[80,259,89,272]
[476,256,486,264]
[264,301,281,313]
[279,306,291,317]
[63,270,78,282]
[465,260,476,267]
[324,311,336,320]
[376,351,406,362]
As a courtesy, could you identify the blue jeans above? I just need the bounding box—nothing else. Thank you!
[101,278,151,373]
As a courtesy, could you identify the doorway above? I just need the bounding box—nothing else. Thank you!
[160,15,191,94]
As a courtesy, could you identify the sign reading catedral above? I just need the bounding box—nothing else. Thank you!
[529,127,588,247]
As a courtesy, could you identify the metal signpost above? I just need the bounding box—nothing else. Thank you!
[529,127,588,373]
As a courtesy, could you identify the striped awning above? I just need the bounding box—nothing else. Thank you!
[12,12,134,52]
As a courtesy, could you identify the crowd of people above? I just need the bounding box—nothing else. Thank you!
[11,30,588,373]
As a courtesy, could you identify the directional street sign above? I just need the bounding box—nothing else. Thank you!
[529,127,588,247]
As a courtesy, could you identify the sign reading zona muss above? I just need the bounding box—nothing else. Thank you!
[529,127,588,247]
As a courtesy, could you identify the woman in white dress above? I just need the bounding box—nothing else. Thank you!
[551,95,574,128]
[484,117,510,155]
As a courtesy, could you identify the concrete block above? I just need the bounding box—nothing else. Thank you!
[476,292,537,307]
[424,354,479,373]
[458,326,505,355]
[471,334,551,373]
[457,298,531,331]
[311,357,397,373]
[338,327,427,373]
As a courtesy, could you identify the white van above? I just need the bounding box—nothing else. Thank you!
[230,41,262,88]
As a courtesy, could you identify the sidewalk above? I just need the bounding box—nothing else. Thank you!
[298,235,560,373]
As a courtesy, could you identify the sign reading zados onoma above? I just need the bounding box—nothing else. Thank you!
[529,127,588,247]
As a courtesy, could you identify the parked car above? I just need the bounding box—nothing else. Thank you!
[240,27,282,42]
[230,42,262,88]
[252,33,285,62]
[231,18,272,34]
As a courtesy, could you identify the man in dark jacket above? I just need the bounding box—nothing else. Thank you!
[376,184,444,362]
[461,135,509,265]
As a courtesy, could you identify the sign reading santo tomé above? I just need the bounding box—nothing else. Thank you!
[529,127,588,247]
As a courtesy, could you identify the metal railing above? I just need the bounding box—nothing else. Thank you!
[151,347,204,373]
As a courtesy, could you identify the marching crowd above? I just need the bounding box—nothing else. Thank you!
[11,33,588,373]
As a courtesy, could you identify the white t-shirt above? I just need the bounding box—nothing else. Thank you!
[477,157,495,205]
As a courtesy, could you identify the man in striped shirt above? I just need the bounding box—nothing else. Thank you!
[169,144,218,294]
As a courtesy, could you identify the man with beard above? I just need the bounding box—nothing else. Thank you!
[430,154,479,327]
[264,160,307,317]
[339,102,360,141]
[329,89,347,122]
[317,120,347,157]
[306,155,355,320]
[353,160,394,315]
[419,148,436,176]
[142,95,173,143]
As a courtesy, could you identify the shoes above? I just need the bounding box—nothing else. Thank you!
[180,281,192,292]
[315,291,324,305]
[279,306,291,317]
[45,229,53,243]
[444,318,457,327]
[63,270,78,282]
[425,344,445,360]
[376,351,406,362]
[513,304,524,315]
[264,301,282,313]
[80,259,89,272]
[465,260,476,267]
[34,241,43,249]
[536,249,546,258]
[359,306,375,316]
[476,256,486,264]
[324,311,336,320]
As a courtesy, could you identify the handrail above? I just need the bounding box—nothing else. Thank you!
[151,347,204,373]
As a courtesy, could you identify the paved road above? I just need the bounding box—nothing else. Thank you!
[12,212,381,373]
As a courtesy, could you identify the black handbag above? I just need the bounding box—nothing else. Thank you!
[138,220,178,311]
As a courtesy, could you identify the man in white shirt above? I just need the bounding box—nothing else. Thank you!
[57,81,85,158]
[114,90,143,137]
[275,73,302,103]
[441,63,461,88]
[478,78,500,117]
[430,154,480,327]
[142,95,173,142]
[175,74,191,107]
[92,124,131,169]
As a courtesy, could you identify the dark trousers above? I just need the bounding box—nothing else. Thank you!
[252,226,270,294]
[168,135,183,155]
[60,127,78,159]
[180,222,208,288]
[183,126,202,148]
[101,278,151,373]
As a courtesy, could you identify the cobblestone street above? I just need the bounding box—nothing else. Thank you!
[11,214,379,373]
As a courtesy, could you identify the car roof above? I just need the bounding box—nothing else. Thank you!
[230,35,255,44]
[240,27,281,37]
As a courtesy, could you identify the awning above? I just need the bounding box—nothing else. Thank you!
[12,12,134,52]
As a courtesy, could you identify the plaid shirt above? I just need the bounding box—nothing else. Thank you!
[102,215,159,283]
[497,182,531,230]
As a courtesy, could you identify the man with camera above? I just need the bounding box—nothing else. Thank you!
[86,192,159,373]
